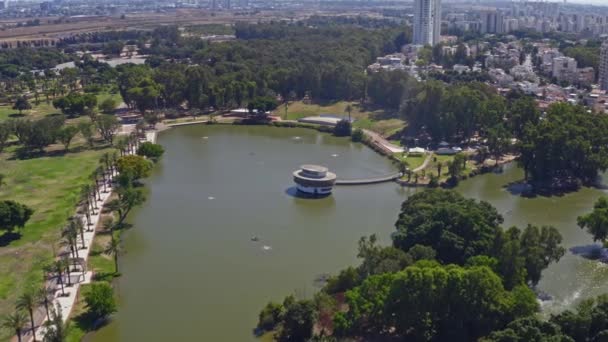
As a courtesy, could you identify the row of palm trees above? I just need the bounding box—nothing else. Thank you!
[1,134,141,342]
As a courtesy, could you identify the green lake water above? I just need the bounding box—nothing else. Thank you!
[90,125,608,341]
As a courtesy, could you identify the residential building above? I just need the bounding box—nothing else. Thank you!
[413,0,442,46]
[552,56,577,82]
[481,10,504,34]
[600,42,608,91]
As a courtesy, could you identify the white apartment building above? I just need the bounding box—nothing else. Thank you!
[413,0,442,46]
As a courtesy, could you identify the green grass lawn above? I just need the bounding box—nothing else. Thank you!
[0,91,124,122]
[0,144,113,340]
[277,101,406,137]
[394,153,426,171]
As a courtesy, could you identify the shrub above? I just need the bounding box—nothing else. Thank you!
[351,128,364,142]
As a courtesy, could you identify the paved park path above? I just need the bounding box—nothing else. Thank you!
[19,130,156,342]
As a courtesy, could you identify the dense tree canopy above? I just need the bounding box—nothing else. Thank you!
[518,103,608,188]
[393,189,503,264]
[333,261,538,341]
[53,93,97,117]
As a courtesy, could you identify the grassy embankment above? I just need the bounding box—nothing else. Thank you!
[0,93,120,340]
[276,101,406,138]
[395,152,476,184]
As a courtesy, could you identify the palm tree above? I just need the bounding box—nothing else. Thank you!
[105,237,121,274]
[101,216,115,234]
[42,303,66,342]
[71,217,86,250]
[35,287,51,319]
[116,139,127,156]
[97,166,107,193]
[81,184,96,215]
[15,289,37,341]
[1,310,28,342]
[111,152,119,176]
[51,260,66,296]
[61,224,79,260]
[345,104,353,122]
[90,172,101,201]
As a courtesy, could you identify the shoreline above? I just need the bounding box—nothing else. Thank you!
[21,130,156,342]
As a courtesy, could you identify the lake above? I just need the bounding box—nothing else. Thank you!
[91,125,608,341]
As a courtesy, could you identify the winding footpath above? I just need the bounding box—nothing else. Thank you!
[19,130,156,342]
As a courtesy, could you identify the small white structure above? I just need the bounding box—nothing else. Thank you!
[408,147,426,155]
[293,165,337,196]
[298,116,343,126]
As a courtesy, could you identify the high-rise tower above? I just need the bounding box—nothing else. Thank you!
[413,0,442,46]
[599,42,608,91]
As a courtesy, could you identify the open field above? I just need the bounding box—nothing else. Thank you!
[276,101,406,137]
[0,91,122,122]
[0,9,328,42]
[0,142,113,340]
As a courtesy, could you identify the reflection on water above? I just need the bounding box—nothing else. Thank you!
[457,163,608,316]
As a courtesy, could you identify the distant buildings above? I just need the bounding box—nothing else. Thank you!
[413,0,441,46]
[600,43,608,91]
[480,10,504,34]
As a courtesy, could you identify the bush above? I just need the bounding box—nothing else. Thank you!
[83,282,117,318]
[351,128,364,142]
[137,142,164,162]
[334,119,351,137]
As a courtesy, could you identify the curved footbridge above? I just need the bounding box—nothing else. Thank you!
[335,172,402,185]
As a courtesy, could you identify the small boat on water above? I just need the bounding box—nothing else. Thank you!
[251,236,259,242]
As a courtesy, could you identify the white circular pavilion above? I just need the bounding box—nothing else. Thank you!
[293,165,337,196]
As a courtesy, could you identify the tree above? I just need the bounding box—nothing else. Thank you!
[345,104,353,122]
[334,262,538,340]
[77,122,95,148]
[115,155,152,181]
[99,97,118,114]
[334,119,351,137]
[136,142,164,162]
[517,102,608,189]
[35,286,52,319]
[487,124,510,166]
[0,122,11,153]
[519,224,565,286]
[0,200,34,234]
[42,303,66,342]
[279,299,316,342]
[1,310,28,342]
[83,282,117,319]
[257,302,284,332]
[13,96,31,115]
[104,237,121,273]
[107,186,146,224]
[56,126,79,151]
[52,93,97,117]
[95,115,120,144]
[481,316,572,342]
[392,189,503,265]
[578,197,608,244]
[16,289,38,341]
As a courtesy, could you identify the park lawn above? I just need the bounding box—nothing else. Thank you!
[0,145,113,338]
[394,153,426,171]
[0,101,60,122]
[0,91,123,122]
[277,101,406,137]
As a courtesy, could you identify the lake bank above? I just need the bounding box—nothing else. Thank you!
[86,125,608,341]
